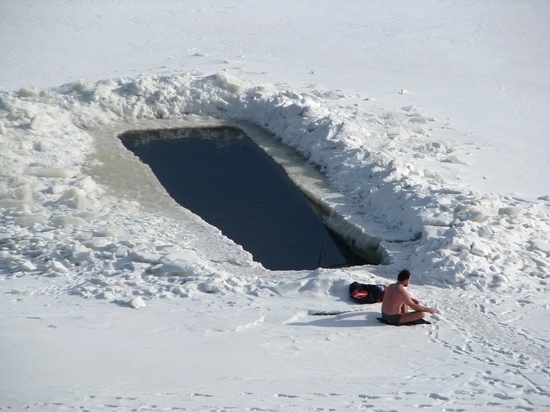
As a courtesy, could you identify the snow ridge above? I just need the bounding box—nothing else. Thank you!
[0,72,548,304]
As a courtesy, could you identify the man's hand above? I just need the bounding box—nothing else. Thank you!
[427,307,435,314]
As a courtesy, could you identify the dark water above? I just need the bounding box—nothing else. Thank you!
[119,127,366,270]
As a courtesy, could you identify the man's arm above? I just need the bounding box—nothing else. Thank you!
[401,289,435,314]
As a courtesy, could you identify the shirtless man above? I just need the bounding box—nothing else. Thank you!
[381,270,435,325]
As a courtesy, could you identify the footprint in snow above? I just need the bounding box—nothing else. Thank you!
[429,393,450,401]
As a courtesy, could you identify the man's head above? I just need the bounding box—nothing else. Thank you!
[397,269,411,286]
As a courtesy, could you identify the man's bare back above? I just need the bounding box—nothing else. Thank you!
[381,270,435,325]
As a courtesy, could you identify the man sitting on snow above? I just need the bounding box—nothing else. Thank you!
[380,269,435,325]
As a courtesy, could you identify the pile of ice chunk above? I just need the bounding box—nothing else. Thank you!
[0,72,548,305]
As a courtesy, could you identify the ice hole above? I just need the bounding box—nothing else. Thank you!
[119,126,380,270]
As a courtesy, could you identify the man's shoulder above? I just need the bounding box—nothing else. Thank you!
[395,283,408,294]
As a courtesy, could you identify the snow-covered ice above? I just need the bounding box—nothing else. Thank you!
[1,1,549,411]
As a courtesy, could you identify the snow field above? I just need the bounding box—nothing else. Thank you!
[2,273,548,411]
[0,71,548,412]
[2,1,550,410]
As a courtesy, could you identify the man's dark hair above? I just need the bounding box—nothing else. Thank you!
[398,269,411,282]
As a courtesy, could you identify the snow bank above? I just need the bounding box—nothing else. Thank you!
[1,72,548,305]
